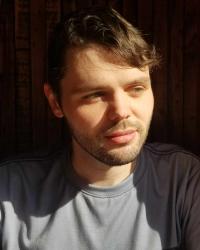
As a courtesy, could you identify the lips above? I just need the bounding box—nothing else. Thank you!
[105,130,137,144]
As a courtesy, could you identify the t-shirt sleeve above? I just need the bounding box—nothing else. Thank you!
[181,156,200,249]
[0,209,2,248]
[0,161,10,249]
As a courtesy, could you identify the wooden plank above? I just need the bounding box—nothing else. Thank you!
[167,0,184,146]
[75,0,92,9]
[0,1,16,158]
[62,0,76,15]
[15,0,32,154]
[15,0,30,49]
[137,0,154,143]
[150,0,169,143]
[198,2,200,155]
[46,0,64,148]
[137,0,153,43]
[15,50,32,153]
[109,0,123,13]
[183,0,200,154]
[0,20,3,76]
[46,0,61,35]
[91,0,107,7]
[30,0,47,150]
[122,0,138,26]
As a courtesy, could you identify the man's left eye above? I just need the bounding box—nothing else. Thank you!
[128,85,145,95]
[133,86,144,91]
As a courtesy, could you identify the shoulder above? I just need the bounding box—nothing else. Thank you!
[141,143,200,185]
[0,147,71,226]
[0,146,67,169]
[0,147,68,188]
[139,144,200,247]
[143,142,199,167]
[140,144,200,210]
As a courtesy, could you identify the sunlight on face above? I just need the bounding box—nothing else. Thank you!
[59,45,154,166]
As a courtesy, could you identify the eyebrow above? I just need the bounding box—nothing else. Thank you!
[71,86,105,95]
[71,76,151,94]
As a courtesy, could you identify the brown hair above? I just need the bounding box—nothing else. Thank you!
[48,7,159,94]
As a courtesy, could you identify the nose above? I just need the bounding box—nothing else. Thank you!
[107,90,131,121]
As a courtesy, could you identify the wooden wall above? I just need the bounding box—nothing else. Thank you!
[0,0,200,158]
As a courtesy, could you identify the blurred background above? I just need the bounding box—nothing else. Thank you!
[0,0,199,158]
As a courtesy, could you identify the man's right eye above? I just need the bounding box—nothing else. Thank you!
[82,91,105,102]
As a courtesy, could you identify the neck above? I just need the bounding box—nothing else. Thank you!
[71,140,136,187]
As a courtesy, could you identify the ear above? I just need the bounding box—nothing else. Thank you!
[44,83,64,118]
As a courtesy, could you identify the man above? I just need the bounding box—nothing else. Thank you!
[0,7,200,250]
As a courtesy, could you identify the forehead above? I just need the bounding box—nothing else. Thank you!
[61,45,150,90]
[65,45,126,74]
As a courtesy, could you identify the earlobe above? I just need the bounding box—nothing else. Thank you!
[44,83,64,118]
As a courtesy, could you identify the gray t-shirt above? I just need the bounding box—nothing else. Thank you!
[0,143,200,250]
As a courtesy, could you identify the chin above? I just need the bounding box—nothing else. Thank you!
[93,143,142,166]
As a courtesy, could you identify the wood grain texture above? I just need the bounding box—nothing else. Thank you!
[137,0,153,42]
[75,0,93,9]
[0,0,16,157]
[0,0,199,157]
[30,0,47,150]
[183,0,200,153]
[46,0,63,148]
[62,0,76,15]
[151,0,169,143]
[167,0,184,145]
[122,0,137,25]
[15,0,32,154]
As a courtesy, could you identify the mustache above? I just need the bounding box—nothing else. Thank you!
[104,120,143,134]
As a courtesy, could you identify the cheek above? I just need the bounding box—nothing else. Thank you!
[136,94,154,122]
[64,103,107,130]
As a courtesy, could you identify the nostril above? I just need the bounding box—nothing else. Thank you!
[107,105,130,121]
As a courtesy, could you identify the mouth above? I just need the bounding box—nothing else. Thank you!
[105,130,137,144]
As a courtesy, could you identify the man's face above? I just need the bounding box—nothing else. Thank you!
[49,45,154,166]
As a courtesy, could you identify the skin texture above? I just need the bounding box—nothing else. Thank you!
[44,45,154,186]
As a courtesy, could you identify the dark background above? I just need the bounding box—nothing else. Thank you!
[0,0,200,158]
